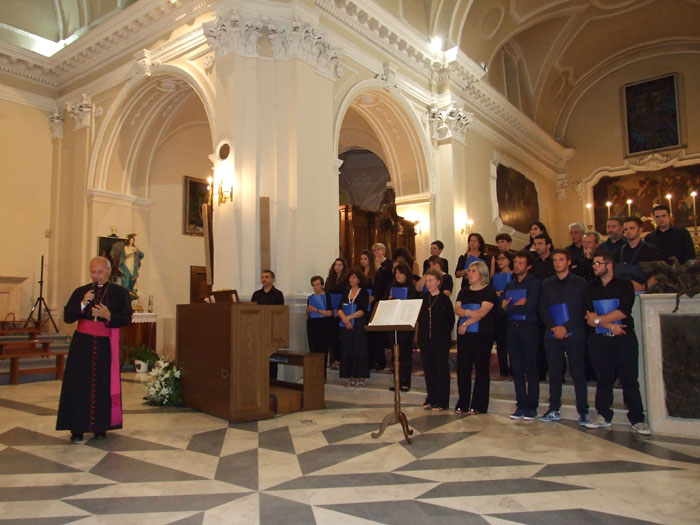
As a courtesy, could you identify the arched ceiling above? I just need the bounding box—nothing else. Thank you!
[429,0,700,139]
[0,0,137,56]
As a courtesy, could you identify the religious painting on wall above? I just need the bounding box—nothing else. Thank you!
[624,73,681,156]
[592,163,700,233]
[97,236,127,282]
[183,176,209,236]
[496,164,539,234]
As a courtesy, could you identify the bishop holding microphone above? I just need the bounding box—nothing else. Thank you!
[56,256,133,443]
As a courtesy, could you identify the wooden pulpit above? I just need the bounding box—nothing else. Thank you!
[176,302,289,422]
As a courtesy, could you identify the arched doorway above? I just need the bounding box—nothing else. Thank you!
[87,73,213,354]
[335,86,432,265]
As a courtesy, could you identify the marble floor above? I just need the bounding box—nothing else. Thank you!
[1,374,699,524]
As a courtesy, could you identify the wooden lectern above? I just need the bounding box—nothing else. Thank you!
[176,302,289,423]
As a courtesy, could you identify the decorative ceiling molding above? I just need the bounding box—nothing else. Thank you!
[0,0,213,90]
[0,83,55,111]
[87,188,153,208]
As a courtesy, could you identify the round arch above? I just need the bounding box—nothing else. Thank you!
[87,62,215,196]
[334,80,432,197]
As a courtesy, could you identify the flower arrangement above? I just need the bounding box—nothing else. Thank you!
[144,358,183,407]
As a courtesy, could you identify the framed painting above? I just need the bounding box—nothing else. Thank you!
[97,236,127,281]
[496,163,539,234]
[184,176,209,236]
[624,73,681,156]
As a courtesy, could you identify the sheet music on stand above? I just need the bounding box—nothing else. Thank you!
[367,299,422,329]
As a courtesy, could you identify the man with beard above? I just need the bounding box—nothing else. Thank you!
[584,251,650,435]
[598,217,626,257]
[618,216,659,292]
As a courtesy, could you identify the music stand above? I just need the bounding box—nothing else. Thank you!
[365,299,422,444]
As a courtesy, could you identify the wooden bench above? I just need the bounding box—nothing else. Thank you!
[0,320,42,338]
[0,340,51,355]
[0,350,67,385]
[270,350,326,413]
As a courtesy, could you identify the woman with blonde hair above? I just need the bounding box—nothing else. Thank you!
[454,260,497,415]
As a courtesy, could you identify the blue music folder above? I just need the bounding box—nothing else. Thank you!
[308,294,326,319]
[547,303,572,337]
[366,288,373,312]
[339,303,357,327]
[593,298,622,334]
[464,254,484,270]
[493,272,512,291]
[329,293,342,312]
[459,303,480,333]
[505,289,526,321]
[390,286,408,300]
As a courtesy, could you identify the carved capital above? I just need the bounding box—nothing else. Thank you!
[573,180,585,202]
[203,54,215,74]
[48,109,64,140]
[268,18,343,80]
[203,12,263,58]
[427,103,473,144]
[66,94,101,130]
[555,177,568,200]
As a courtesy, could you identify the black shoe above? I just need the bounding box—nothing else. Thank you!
[388,385,396,391]
[400,386,410,392]
[93,432,107,440]
[70,433,83,444]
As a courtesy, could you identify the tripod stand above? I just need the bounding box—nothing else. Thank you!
[25,255,58,333]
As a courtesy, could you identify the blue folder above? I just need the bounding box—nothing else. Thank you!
[548,303,572,337]
[390,286,408,300]
[505,289,527,321]
[592,298,622,335]
[366,288,372,312]
[329,293,342,312]
[492,272,512,292]
[308,294,326,319]
[459,303,480,333]
[339,303,357,327]
[464,254,484,270]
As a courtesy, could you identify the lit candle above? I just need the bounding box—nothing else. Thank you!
[626,199,632,216]
[586,203,593,228]
[666,193,673,216]
[691,191,697,231]
[605,201,612,218]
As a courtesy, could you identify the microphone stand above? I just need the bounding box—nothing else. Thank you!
[24,255,58,333]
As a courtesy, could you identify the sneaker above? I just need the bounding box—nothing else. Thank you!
[632,422,652,436]
[523,409,537,420]
[585,415,612,429]
[539,410,561,422]
[577,414,591,426]
[509,408,525,419]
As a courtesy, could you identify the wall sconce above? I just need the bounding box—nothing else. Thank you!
[460,219,473,236]
[210,142,234,206]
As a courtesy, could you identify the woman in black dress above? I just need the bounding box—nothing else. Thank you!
[325,258,349,368]
[383,263,418,391]
[524,221,551,251]
[417,269,455,411]
[416,255,453,297]
[456,233,494,289]
[454,261,497,415]
[338,269,370,387]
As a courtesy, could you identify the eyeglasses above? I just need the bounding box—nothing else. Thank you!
[592,261,610,267]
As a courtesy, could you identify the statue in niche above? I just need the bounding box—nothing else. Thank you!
[119,233,144,294]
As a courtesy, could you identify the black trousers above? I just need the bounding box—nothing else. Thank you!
[544,335,589,415]
[307,318,330,377]
[495,313,510,376]
[456,333,494,413]
[367,331,387,370]
[340,323,369,380]
[508,322,540,410]
[420,338,451,408]
[588,332,645,424]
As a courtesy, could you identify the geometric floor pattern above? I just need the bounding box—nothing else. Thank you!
[1,375,700,524]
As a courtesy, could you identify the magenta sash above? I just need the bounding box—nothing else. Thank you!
[77,319,122,427]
